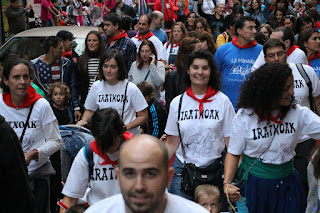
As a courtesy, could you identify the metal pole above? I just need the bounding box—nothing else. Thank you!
[0,0,4,45]
[161,0,164,29]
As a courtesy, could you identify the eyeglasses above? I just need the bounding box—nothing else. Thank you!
[266,51,285,59]
[284,15,293,18]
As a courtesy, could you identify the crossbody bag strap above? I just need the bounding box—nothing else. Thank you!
[144,69,151,81]
[20,103,35,143]
[122,81,129,119]
[177,93,186,163]
[296,63,317,114]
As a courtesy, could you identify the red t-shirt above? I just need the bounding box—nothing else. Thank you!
[40,0,54,21]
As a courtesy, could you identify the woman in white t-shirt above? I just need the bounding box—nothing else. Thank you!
[128,39,165,102]
[0,56,62,213]
[60,108,134,212]
[165,50,235,199]
[77,49,148,135]
[224,62,320,213]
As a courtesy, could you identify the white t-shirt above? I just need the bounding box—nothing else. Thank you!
[164,43,179,64]
[62,146,121,206]
[202,0,215,15]
[84,80,148,135]
[131,35,167,61]
[251,48,308,71]
[165,91,235,167]
[84,192,209,213]
[228,105,320,165]
[0,96,62,174]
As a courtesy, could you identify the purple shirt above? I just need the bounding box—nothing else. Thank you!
[40,0,53,21]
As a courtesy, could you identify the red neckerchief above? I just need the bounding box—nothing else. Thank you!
[287,45,299,56]
[308,52,320,62]
[256,110,283,124]
[135,30,154,41]
[90,131,134,167]
[185,86,218,119]
[62,50,72,58]
[3,84,42,108]
[232,37,257,49]
[172,42,180,48]
[108,30,128,44]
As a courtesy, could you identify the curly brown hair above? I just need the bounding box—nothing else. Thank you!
[48,82,71,104]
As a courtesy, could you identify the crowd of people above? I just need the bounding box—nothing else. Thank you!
[3,0,320,212]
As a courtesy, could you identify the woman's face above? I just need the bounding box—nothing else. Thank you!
[284,18,293,29]
[275,11,283,23]
[172,25,184,43]
[196,22,204,32]
[187,13,196,26]
[4,63,30,99]
[301,21,313,31]
[279,75,294,107]
[251,0,259,10]
[140,45,152,63]
[103,58,119,85]
[188,58,211,87]
[259,27,270,39]
[305,32,320,55]
[87,34,100,53]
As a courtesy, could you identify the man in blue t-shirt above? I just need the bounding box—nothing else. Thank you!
[214,16,262,109]
[150,11,168,44]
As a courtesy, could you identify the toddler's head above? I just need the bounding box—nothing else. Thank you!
[137,81,154,105]
[48,82,71,108]
[194,184,221,213]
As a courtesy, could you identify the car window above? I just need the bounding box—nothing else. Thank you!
[0,37,86,61]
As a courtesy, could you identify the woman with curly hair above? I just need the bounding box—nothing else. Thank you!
[194,17,212,34]
[224,62,320,213]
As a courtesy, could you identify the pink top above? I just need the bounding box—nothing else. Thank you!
[102,0,116,17]
[40,0,54,21]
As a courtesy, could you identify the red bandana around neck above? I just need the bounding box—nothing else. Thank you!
[108,30,128,44]
[232,37,257,49]
[186,86,218,119]
[3,84,42,108]
[287,45,299,56]
[62,50,72,58]
[308,52,320,62]
[135,30,154,41]
[256,110,283,124]
[90,132,134,167]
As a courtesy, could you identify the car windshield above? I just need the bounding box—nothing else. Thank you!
[0,37,85,60]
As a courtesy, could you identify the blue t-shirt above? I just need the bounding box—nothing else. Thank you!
[151,28,168,44]
[214,42,262,109]
[309,58,320,79]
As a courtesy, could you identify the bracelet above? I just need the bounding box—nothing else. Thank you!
[33,149,39,161]
[223,182,232,186]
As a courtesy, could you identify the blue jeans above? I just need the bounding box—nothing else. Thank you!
[42,19,55,27]
[168,157,193,200]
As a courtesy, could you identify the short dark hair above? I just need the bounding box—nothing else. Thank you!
[296,15,314,33]
[56,30,74,41]
[44,36,63,53]
[273,27,294,46]
[98,49,127,81]
[10,0,19,4]
[237,62,295,121]
[185,50,221,91]
[276,0,289,9]
[263,38,286,55]
[232,4,244,15]
[225,13,237,29]
[137,81,153,96]
[297,28,319,55]
[0,55,34,92]
[235,16,255,36]
[98,22,104,29]
[91,108,125,154]
[139,14,152,25]
[121,15,133,30]
[103,13,122,30]
[65,204,88,213]
[307,9,318,22]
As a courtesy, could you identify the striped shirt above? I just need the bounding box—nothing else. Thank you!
[88,58,99,89]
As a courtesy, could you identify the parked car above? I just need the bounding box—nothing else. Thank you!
[0,26,98,60]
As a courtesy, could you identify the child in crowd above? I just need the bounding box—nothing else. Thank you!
[195,184,249,213]
[137,81,167,139]
[65,204,88,213]
[48,82,74,125]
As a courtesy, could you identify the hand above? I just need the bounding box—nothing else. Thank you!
[25,4,31,10]
[150,54,156,64]
[74,110,82,122]
[160,134,167,143]
[76,120,87,126]
[224,183,241,202]
[165,64,175,71]
[25,150,37,166]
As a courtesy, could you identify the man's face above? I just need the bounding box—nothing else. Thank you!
[11,1,20,8]
[264,46,287,64]
[237,21,256,43]
[52,42,63,60]
[138,16,150,35]
[154,14,164,29]
[103,20,118,37]
[117,142,173,213]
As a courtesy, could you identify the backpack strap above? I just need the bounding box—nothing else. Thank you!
[177,93,186,163]
[296,63,317,114]
[84,143,94,180]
